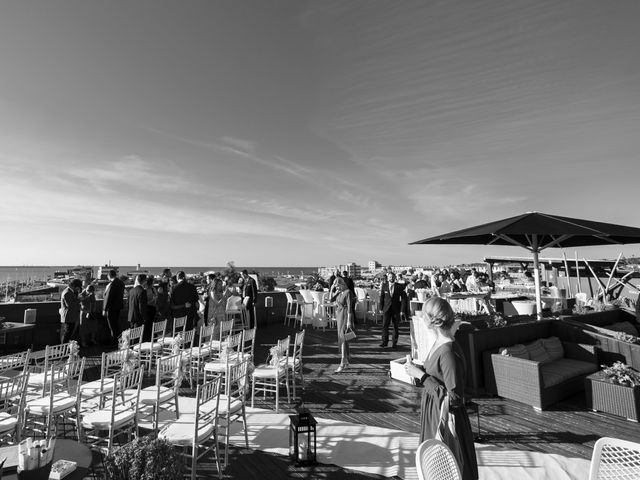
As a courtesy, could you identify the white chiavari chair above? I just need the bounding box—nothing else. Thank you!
[0,350,30,379]
[159,376,223,480]
[82,366,144,455]
[0,373,29,444]
[287,329,305,399]
[251,336,290,413]
[24,356,85,440]
[133,320,167,373]
[219,358,249,469]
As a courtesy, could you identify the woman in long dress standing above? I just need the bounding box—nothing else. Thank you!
[329,276,354,373]
[405,297,478,480]
[207,277,227,328]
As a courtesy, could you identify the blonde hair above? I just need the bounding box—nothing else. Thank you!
[422,297,455,330]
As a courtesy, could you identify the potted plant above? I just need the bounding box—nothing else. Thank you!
[103,436,185,480]
[587,361,640,421]
[602,361,640,387]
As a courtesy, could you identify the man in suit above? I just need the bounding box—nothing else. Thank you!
[241,270,258,328]
[379,272,407,348]
[60,278,83,343]
[171,271,199,330]
[128,274,148,328]
[102,269,125,344]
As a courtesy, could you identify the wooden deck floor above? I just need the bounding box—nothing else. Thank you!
[81,318,640,479]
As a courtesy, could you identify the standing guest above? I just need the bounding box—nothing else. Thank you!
[329,276,354,373]
[465,270,479,293]
[241,270,258,329]
[79,284,98,346]
[144,275,157,341]
[405,297,478,480]
[155,282,171,322]
[128,274,148,328]
[207,277,226,327]
[328,271,338,289]
[437,273,452,296]
[342,270,357,323]
[449,271,465,293]
[102,269,125,345]
[171,271,199,330]
[161,268,172,285]
[379,272,407,349]
[60,279,83,343]
[202,274,214,321]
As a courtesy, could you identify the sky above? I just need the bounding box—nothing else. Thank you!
[2,0,640,267]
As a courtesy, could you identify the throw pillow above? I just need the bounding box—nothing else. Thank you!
[526,339,552,363]
[499,343,529,360]
[541,336,564,361]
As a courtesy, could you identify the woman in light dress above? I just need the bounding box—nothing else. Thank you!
[329,276,354,373]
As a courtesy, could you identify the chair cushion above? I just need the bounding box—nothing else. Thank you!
[159,415,214,445]
[82,407,136,430]
[139,386,175,405]
[0,412,18,433]
[218,395,242,416]
[80,378,115,398]
[525,339,552,363]
[186,346,212,357]
[541,337,564,362]
[540,358,598,387]
[252,365,285,378]
[133,341,163,353]
[26,393,76,415]
[499,344,529,360]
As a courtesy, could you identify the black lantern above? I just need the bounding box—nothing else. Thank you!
[288,408,317,465]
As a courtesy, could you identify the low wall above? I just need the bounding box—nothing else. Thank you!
[1,291,290,350]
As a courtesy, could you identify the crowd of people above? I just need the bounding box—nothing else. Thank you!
[59,267,258,346]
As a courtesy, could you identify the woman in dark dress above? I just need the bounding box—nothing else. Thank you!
[406,297,478,480]
[329,276,354,373]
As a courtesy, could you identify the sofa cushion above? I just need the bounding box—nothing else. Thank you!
[541,336,564,361]
[499,344,529,360]
[526,339,552,363]
[540,358,597,388]
[606,321,639,336]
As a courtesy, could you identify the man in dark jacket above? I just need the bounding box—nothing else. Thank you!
[102,269,125,344]
[241,270,258,328]
[379,272,407,348]
[171,271,199,330]
[60,279,83,343]
[128,274,148,328]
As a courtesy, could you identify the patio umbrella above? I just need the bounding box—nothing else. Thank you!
[410,211,640,319]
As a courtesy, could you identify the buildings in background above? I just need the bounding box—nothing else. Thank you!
[318,260,489,280]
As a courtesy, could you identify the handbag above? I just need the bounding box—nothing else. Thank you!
[344,328,357,341]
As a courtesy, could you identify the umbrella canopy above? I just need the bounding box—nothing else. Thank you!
[410,212,640,319]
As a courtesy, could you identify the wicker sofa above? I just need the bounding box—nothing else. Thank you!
[559,308,640,370]
[483,336,598,410]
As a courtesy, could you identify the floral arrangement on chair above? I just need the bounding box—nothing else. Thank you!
[601,361,640,387]
[170,332,184,354]
[69,340,80,357]
[118,329,131,350]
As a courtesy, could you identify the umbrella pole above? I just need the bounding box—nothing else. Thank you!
[532,237,543,321]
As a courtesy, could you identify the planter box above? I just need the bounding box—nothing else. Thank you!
[585,371,640,422]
